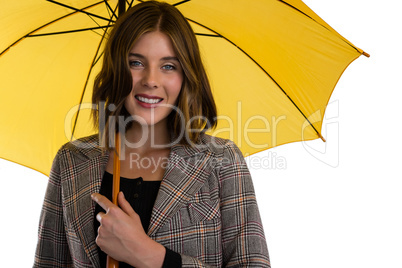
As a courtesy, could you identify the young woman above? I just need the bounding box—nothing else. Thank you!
[34,1,270,267]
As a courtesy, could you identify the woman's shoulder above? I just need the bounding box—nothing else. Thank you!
[173,133,242,158]
[56,134,104,160]
[199,134,238,151]
[201,134,245,161]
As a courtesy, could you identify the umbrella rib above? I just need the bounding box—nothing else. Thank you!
[103,0,118,20]
[277,0,362,55]
[187,18,325,141]
[127,0,135,9]
[195,33,220,37]
[87,5,109,31]
[136,0,190,6]
[173,0,191,6]
[27,26,111,37]
[93,51,105,68]
[70,4,119,139]
[70,34,108,140]
[128,0,135,9]
[0,1,107,56]
[46,0,115,23]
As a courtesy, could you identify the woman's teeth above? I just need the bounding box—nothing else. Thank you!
[136,96,162,104]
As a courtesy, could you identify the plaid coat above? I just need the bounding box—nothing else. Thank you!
[34,134,270,267]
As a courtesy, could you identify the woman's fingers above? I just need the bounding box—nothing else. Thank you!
[96,211,106,223]
[92,193,123,225]
[91,193,115,212]
[92,192,139,222]
[118,191,137,217]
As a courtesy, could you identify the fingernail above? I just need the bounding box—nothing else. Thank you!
[91,193,96,200]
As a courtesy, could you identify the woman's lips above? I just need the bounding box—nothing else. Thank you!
[135,94,163,108]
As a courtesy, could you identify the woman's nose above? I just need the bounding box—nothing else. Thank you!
[142,68,159,88]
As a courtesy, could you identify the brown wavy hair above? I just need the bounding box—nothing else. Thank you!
[92,1,217,149]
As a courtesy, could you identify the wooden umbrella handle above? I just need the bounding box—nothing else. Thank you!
[107,256,119,268]
[109,0,125,263]
[107,133,121,268]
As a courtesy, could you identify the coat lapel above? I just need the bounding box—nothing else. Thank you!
[147,142,216,236]
[63,137,109,268]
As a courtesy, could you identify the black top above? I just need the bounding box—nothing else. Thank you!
[94,171,181,268]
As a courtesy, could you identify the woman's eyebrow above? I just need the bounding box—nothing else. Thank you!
[128,53,144,58]
[128,53,179,62]
[161,56,179,62]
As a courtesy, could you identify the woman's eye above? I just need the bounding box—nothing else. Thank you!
[129,60,143,67]
[162,64,175,71]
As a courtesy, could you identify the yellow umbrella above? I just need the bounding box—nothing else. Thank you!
[0,0,369,176]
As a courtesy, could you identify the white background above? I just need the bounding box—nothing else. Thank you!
[1,0,401,267]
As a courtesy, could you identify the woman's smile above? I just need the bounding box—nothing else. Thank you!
[135,94,164,107]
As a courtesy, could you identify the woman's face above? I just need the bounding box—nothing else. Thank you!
[124,31,183,128]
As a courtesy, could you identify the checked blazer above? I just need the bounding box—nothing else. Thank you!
[34,134,270,267]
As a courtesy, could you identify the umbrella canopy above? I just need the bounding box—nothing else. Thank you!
[0,0,368,176]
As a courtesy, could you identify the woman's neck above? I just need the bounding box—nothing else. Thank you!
[122,120,171,154]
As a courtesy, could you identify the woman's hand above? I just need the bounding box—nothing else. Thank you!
[92,192,165,268]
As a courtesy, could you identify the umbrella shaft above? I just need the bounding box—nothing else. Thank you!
[107,257,119,268]
[119,0,126,17]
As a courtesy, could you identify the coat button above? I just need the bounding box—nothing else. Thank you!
[133,193,139,198]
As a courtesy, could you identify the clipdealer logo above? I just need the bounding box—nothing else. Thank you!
[302,100,340,168]
[63,100,339,168]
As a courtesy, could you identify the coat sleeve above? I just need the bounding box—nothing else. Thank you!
[218,140,270,267]
[33,149,73,267]
[180,140,270,267]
